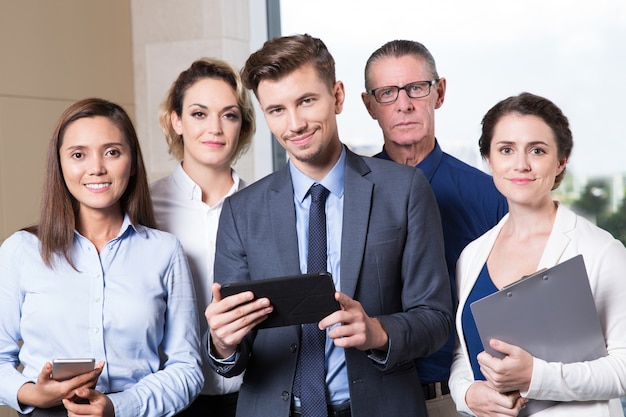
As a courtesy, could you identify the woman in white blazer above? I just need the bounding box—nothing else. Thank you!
[449,92,626,417]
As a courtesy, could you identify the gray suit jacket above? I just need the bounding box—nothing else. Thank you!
[211,148,452,417]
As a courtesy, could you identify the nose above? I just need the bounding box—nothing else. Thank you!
[514,153,531,172]
[287,110,306,133]
[206,114,223,135]
[89,155,106,175]
[395,89,414,112]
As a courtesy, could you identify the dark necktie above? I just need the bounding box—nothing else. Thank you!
[293,183,330,417]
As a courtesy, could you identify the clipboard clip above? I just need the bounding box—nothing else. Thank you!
[502,268,548,290]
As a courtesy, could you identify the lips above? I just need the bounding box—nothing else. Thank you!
[509,178,535,185]
[394,121,419,128]
[201,140,225,147]
[287,131,315,146]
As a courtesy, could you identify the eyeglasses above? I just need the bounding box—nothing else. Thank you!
[368,80,438,104]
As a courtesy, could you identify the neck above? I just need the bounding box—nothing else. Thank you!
[384,138,435,166]
[503,198,558,240]
[76,208,124,252]
[181,160,234,206]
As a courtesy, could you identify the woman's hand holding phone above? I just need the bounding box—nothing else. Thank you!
[17,361,104,409]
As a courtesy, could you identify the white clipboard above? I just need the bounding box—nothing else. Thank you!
[470,255,607,415]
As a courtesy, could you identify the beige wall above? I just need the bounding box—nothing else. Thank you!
[0,1,134,242]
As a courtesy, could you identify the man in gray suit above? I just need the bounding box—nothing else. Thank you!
[205,34,452,417]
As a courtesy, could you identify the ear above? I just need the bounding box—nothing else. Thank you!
[484,155,493,172]
[333,81,345,115]
[361,92,377,120]
[434,77,447,109]
[557,157,568,175]
[171,111,183,136]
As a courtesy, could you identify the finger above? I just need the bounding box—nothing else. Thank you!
[490,338,517,356]
[318,309,347,330]
[65,367,102,390]
[205,291,261,327]
[215,290,256,312]
[63,398,91,415]
[211,282,223,303]
[334,292,354,310]
[38,362,54,383]
[211,299,273,347]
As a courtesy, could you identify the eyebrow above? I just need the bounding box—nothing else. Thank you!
[63,142,127,151]
[187,103,208,110]
[495,140,552,146]
[187,103,240,112]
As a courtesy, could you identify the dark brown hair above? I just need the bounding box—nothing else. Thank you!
[27,98,155,267]
[241,33,336,94]
[479,92,573,190]
[160,57,255,162]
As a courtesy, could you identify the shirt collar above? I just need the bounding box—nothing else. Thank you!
[172,163,245,204]
[74,213,146,242]
[172,163,199,200]
[289,146,346,203]
[378,139,443,182]
[415,139,443,182]
[119,213,146,238]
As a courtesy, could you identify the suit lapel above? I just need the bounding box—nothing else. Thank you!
[340,151,372,298]
[269,166,302,276]
[538,204,576,269]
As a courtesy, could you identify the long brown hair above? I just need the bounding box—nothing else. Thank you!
[26,98,156,268]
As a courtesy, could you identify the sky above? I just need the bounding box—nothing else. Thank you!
[279,0,626,179]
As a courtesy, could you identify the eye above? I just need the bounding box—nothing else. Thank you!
[71,152,84,159]
[223,112,240,121]
[105,148,121,157]
[530,147,546,155]
[499,147,513,155]
[408,83,425,93]
[191,111,206,119]
[301,97,315,105]
[267,107,283,116]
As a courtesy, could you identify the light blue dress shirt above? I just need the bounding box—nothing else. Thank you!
[0,215,203,416]
[289,148,349,405]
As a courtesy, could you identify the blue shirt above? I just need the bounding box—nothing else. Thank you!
[289,148,349,405]
[461,264,497,380]
[0,216,203,416]
[376,140,508,384]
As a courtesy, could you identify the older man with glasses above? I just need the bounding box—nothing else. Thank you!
[361,39,509,417]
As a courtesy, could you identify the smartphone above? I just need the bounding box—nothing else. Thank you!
[51,358,96,381]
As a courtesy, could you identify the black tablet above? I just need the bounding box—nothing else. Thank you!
[219,272,339,329]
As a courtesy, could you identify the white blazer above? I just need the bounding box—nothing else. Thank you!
[450,204,626,417]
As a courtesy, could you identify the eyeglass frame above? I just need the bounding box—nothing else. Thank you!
[367,79,439,104]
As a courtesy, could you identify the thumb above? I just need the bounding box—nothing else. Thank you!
[490,338,516,356]
[211,282,223,303]
[74,387,94,399]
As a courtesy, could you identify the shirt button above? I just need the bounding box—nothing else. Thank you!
[94,328,100,333]
[281,391,290,401]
